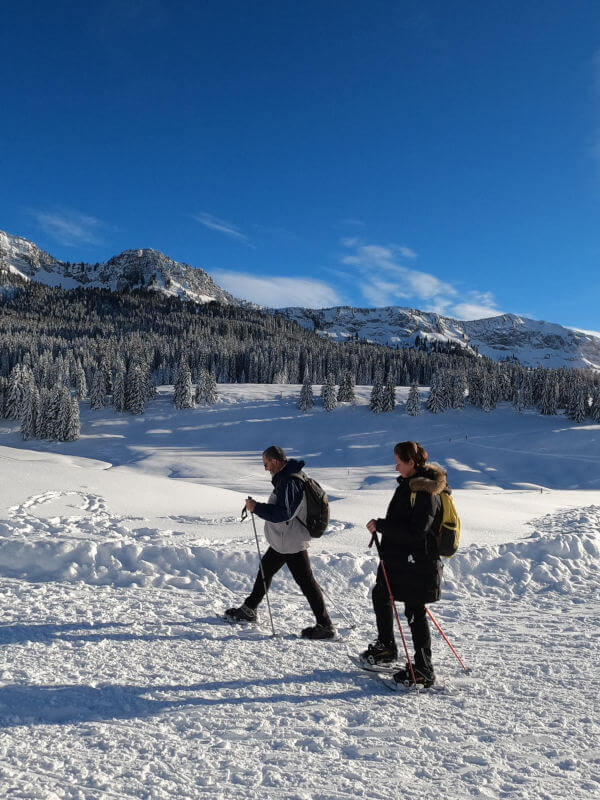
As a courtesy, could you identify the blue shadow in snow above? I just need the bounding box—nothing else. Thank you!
[0,669,373,728]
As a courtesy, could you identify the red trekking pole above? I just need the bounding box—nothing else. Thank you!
[369,531,418,688]
[426,607,470,673]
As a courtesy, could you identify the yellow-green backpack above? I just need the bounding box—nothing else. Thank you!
[410,491,460,558]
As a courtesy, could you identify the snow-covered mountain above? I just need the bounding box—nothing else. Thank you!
[0,230,237,304]
[277,306,600,370]
[2,230,599,369]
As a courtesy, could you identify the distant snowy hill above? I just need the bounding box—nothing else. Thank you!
[277,306,600,370]
[0,230,237,305]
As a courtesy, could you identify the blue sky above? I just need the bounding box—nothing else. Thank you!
[1,0,599,329]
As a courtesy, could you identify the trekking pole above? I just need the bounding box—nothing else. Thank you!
[243,501,277,638]
[425,607,470,673]
[315,561,357,629]
[319,581,357,630]
[369,531,417,689]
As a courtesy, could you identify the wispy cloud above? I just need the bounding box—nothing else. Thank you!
[212,269,343,309]
[399,246,417,259]
[194,212,253,247]
[338,218,366,228]
[340,239,503,319]
[30,209,106,247]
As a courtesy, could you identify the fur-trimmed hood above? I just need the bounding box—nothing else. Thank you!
[406,462,448,495]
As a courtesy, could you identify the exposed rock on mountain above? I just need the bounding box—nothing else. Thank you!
[277,306,600,370]
[0,230,237,304]
[2,230,598,369]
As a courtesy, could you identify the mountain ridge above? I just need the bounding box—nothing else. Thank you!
[0,230,237,305]
[1,229,598,370]
[275,305,600,370]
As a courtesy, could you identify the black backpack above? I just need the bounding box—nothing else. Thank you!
[292,472,330,538]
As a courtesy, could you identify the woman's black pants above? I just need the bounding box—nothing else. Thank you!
[245,547,332,627]
[372,569,433,671]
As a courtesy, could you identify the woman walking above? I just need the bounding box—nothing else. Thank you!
[361,441,449,686]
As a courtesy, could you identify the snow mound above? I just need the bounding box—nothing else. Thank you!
[1,491,598,604]
[445,505,600,599]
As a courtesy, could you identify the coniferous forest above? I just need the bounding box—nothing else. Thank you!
[1,272,599,442]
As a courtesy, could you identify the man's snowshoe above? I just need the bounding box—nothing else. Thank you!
[301,623,335,640]
[360,639,398,665]
[224,603,257,623]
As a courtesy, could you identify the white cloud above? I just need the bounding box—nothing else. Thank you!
[340,239,503,319]
[30,209,105,246]
[399,246,418,259]
[194,212,252,246]
[212,269,343,309]
[451,301,503,320]
[450,290,503,320]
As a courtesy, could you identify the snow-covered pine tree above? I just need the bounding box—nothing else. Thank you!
[89,368,107,410]
[513,382,525,412]
[20,385,39,440]
[36,388,50,438]
[5,365,25,419]
[174,358,194,409]
[57,387,73,440]
[520,371,534,408]
[451,372,467,409]
[381,370,396,412]
[143,364,157,401]
[196,368,218,405]
[75,361,87,400]
[467,366,484,408]
[406,382,421,416]
[112,365,126,412]
[590,385,600,424]
[369,369,385,413]
[47,386,63,438]
[205,370,218,404]
[64,396,81,441]
[298,369,314,411]
[481,374,497,412]
[125,365,145,415]
[0,376,7,418]
[321,374,337,411]
[539,375,558,415]
[273,365,289,384]
[566,376,588,423]
[337,369,356,403]
[426,371,447,413]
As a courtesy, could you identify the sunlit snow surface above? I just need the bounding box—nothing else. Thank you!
[0,385,599,799]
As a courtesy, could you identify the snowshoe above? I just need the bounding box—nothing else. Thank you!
[224,603,257,623]
[301,623,335,640]
[360,639,398,665]
[393,663,435,688]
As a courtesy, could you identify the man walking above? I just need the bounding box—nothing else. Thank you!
[225,445,335,639]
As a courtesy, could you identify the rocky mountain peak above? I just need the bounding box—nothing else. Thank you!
[0,230,237,304]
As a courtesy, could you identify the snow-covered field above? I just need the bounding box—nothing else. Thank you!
[1,385,599,799]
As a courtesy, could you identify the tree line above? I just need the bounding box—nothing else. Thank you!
[0,276,598,441]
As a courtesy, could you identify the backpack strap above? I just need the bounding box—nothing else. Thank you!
[287,472,308,525]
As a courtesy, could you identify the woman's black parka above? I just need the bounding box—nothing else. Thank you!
[374,463,449,604]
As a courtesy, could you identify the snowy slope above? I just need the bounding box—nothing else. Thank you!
[278,305,600,370]
[1,386,599,798]
[0,230,237,304]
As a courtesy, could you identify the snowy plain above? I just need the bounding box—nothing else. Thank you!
[0,384,599,799]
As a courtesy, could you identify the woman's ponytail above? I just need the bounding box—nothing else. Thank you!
[394,440,428,467]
